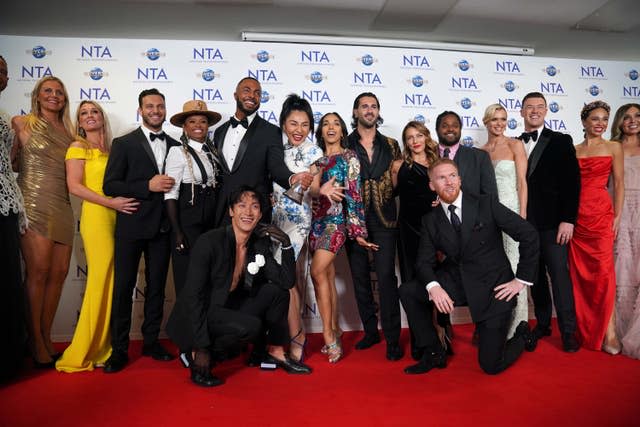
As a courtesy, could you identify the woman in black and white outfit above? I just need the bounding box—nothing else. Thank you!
[165,100,222,306]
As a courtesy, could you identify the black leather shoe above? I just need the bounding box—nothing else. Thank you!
[355,333,381,350]
[142,342,175,361]
[32,358,55,369]
[533,324,552,340]
[190,368,224,387]
[263,354,312,374]
[514,321,537,352]
[104,352,129,373]
[562,333,580,353]
[386,343,404,361]
[404,350,447,375]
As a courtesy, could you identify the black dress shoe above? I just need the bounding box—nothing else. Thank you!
[404,350,447,375]
[355,333,381,350]
[514,321,537,352]
[142,342,175,361]
[190,367,224,387]
[386,343,404,361]
[263,354,312,374]
[533,324,552,339]
[104,352,129,374]
[562,333,580,353]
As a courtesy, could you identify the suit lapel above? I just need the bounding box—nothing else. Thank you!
[231,116,261,173]
[215,122,232,173]
[527,129,550,178]
[460,193,478,252]
[453,146,469,189]
[136,128,160,174]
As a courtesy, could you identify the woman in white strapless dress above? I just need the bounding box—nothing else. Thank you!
[481,104,529,338]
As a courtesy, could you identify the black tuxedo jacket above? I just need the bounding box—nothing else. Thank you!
[453,145,497,196]
[526,127,580,231]
[166,226,295,350]
[415,192,539,322]
[213,116,291,224]
[103,127,179,239]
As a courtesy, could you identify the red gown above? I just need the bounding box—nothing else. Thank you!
[568,156,615,351]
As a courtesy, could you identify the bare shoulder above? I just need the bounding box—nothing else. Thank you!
[606,139,623,155]
[391,159,403,173]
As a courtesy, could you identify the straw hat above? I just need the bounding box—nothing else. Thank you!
[170,100,222,127]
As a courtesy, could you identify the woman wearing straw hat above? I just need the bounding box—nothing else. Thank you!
[165,100,222,315]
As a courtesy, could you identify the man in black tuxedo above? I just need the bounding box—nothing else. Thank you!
[166,186,312,387]
[400,159,538,375]
[102,88,179,372]
[519,92,580,352]
[346,92,404,361]
[213,77,312,225]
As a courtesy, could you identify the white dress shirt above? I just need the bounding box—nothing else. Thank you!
[140,125,166,172]
[524,125,544,158]
[164,139,216,200]
[222,112,257,168]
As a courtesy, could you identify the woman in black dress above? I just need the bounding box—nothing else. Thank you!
[392,120,439,282]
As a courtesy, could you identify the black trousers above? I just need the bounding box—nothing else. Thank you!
[0,213,26,381]
[346,212,401,344]
[400,280,525,374]
[207,283,290,353]
[170,185,217,297]
[111,231,171,354]
[530,229,577,334]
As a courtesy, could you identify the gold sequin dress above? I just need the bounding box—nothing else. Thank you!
[17,115,73,245]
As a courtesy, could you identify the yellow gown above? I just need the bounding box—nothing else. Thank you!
[56,146,114,372]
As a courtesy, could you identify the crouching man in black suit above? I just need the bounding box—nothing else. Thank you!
[166,186,312,387]
[400,159,539,375]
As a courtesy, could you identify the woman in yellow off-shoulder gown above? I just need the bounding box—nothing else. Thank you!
[56,101,138,372]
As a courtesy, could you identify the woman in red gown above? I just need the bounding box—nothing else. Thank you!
[568,100,624,353]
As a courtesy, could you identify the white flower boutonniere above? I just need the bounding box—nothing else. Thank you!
[247,254,266,275]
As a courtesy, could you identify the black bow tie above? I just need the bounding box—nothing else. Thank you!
[230,117,249,129]
[150,132,166,141]
[519,130,538,143]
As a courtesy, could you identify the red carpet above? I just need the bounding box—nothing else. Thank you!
[1,323,638,427]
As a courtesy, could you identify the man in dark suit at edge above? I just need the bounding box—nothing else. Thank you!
[400,159,538,375]
[213,77,312,226]
[519,91,580,352]
[102,88,179,372]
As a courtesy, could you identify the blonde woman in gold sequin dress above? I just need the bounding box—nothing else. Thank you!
[11,77,75,367]
[56,101,139,372]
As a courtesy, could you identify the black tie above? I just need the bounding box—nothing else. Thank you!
[150,132,165,141]
[519,130,538,143]
[443,148,451,159]
[230,117,248,129]
[448,205,461,233]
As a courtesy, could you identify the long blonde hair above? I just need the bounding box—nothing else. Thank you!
[74,100,113,152]
[610,103,640,142]
[28,76,73,136]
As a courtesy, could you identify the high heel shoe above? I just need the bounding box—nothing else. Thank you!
[289,329,308,363]
[326,341,342,363]
[602,339,622,355]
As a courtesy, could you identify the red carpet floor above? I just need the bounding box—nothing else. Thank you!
[1,323,638,427]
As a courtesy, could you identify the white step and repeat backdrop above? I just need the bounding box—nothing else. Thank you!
[0,35,638,341]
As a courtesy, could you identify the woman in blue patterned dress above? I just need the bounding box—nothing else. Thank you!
[309,112,371,363]
[272,94,323,362]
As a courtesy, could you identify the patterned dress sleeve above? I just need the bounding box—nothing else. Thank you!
[344,150,368,240]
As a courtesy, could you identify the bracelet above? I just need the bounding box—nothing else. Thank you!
[281,244,293,250]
